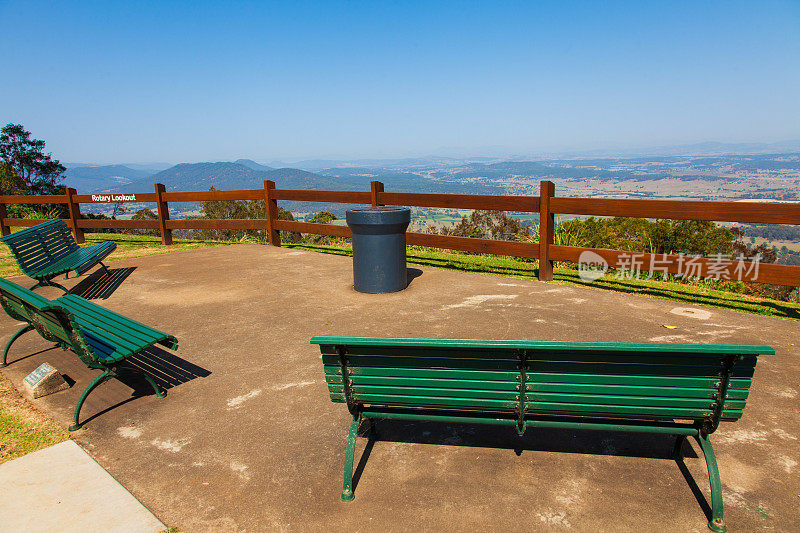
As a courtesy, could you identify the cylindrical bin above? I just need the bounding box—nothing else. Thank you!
[346,206,411,293]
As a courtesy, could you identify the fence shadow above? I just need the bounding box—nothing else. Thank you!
[70,267,137,300]
[556,270,800,321]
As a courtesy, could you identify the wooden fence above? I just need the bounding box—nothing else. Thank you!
[1,180,799,286]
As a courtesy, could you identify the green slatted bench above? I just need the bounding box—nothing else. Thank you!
[1,219,116,292]
[0,277,178,430]
[312,335,774,532]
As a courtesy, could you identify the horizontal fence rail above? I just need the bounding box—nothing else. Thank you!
[0,180,798,286]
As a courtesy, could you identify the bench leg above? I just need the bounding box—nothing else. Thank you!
[695,434,727,533]
[118,366,166,399]
[69,369,112,431]
[30,280,69,293]
[140,370,166,398]
[341,413,361,502]
[1,324,34,367]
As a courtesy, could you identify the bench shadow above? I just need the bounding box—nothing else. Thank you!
[77,346,211,427]
[70,267,136,300]
[2,345,61,367]
[350,418,713,518]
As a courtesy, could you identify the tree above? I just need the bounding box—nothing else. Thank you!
[130,208,158,236]
[305,211,338,243]
[0,124,66,195]
[191,187,300,242]
[428,210,530,241]
[0,161,26,195]
[307,211,337,225]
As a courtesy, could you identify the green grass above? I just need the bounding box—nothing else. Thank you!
[286,241,800,321]
[0,231,232,278]
[0,371,69,464]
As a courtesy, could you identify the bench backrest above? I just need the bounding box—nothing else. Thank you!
[313,336,774,433]
[0,277,97,366]
[0,219,79,276]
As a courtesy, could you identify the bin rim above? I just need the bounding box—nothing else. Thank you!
[347,206,410,212]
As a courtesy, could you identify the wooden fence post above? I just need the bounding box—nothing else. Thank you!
[66,187,85,244]
[370,181,384,207]
[538,181,555,281]
[0,200,9,237]
[264,180,281,246]
[154,183,172,245]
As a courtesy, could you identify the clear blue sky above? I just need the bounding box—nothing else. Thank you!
[1,1,798,163]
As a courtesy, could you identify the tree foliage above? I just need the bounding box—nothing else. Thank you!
[304,211,338,243]
[189,187,299,242]
[558,217,733,256]
[427,210,530,241]
[0,124,66,195]
[129,208,158,236]
[307,211,337,225]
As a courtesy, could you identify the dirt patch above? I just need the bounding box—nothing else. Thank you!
[0,371,68,464]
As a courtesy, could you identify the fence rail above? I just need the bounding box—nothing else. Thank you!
[1,180,798,286]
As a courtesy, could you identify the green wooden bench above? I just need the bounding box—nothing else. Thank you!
[312,335,774,532]
[0,219,116,292]
[0,277,178,430]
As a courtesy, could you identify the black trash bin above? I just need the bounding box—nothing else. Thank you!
[346,206,411,293]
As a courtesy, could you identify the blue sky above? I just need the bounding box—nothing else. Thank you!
[1,1,798,163]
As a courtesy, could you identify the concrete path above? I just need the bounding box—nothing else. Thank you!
[0,244,798,532]
[0,440,164,533]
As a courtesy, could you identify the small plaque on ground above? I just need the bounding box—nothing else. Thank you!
[22,363,69,398]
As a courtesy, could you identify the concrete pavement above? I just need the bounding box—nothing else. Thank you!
[0,244,798,532]
[0,440,164,532]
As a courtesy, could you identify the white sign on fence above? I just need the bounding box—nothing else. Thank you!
[90,194,137,202]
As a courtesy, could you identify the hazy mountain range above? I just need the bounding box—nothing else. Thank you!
[67,160,507,197]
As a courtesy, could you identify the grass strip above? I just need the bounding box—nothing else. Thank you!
[287,242,800,321]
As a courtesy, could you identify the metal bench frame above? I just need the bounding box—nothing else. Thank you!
[313,336,774,533]
[0,219,116,292]
[0,278,177,430]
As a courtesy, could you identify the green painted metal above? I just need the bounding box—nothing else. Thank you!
[323,345,757,367]
[324,365,753,390]
[320,355,757,378]
[0,277,176,430]
[0,219,116,290]
[327,374,750,400]
[311,335,774,355]
[360,410,701,436]
[703,355,737,435]
[341,413,361,501]
[350,384,520,400]
[67,362,165,431]
[327,374,518,390]
[69,369,113,431]
[696,434,727,533]
[1,324,34,367]
[319,334,768,527]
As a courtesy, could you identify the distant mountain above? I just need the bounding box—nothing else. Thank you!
[121,162,173,173]
[104,160,507,216]
[560,140,800,159]
[112,162,347,193]
[234,159,274,171]
[291,156,462,170]
[64,164,154,192]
